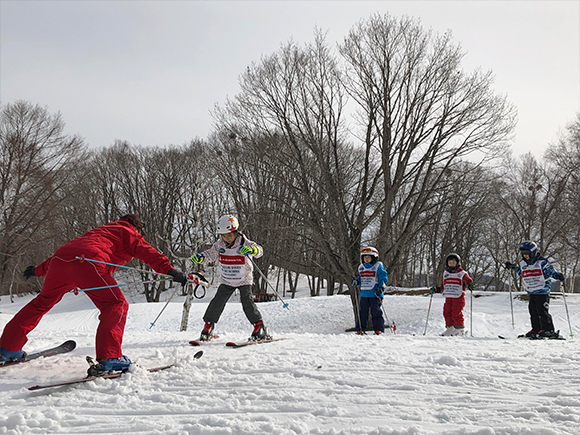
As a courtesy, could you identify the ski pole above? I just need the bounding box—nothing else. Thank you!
[246,255,289,309]
[149,284,182,329]
[470,288,473,337]
[71,277,171,294]
[508,270,516,329]
[75,256,171,278]
[352,282,363,332]
[149,274,206,329]
[379,297,390,325]
[379,299,395,333]
[560,279,574,338]
[376,288,395,333]
[423,290,434,336]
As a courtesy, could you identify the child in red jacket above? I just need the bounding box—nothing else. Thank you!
[432,253,473,336]
[0,214,188,373]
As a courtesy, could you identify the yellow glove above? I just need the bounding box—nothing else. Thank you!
[190,253,204,265]
[239,246,258,256]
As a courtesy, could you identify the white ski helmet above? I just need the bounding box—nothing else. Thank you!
[216,215,239,234]
[360,246,379,263]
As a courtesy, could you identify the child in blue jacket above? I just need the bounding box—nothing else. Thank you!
[352,247,388,335]
[505,241,565,339]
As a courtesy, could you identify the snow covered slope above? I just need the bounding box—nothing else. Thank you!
[1,289,579,434]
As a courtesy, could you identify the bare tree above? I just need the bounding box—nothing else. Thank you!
[496,153,570,255]
[339,14,517,282]
[0,101,85,293]
[79,141,215,301]
[545,114,580,287]
[212,32,381,297]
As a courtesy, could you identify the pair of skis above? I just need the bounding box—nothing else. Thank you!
[498,332,566,340]
[28,363,178,391]
[189,337,285,348]
[28,350,203,391]
[1,340,203,390]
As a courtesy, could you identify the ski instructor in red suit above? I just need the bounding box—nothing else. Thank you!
[0,214,188,371]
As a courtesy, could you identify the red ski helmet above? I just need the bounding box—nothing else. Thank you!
[360,246,379,263]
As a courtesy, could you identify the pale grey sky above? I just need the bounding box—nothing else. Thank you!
[1,1,579,158]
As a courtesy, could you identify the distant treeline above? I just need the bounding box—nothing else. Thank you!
[2,14,579,302]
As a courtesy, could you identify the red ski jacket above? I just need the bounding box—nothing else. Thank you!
[34,219,172,277]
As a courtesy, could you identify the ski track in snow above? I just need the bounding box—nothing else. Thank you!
[1,289,580,435]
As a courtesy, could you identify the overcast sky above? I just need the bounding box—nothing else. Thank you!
[1,1,578,158]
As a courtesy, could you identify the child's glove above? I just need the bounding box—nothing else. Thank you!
[351,278,358,287]
[554,272,565,282]
[190,253,204,265]
[430,285,440,294]
[374,289,384,299]
[468,283,475,291]
[239,246,258,256]
[504,262,517,270]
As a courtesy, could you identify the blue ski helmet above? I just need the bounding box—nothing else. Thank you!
[519,241,540,263]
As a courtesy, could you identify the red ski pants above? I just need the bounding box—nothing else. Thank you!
[0,256,128,360]
[443,294,465,327]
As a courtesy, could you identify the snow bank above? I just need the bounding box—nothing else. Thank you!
[1,289,579,434]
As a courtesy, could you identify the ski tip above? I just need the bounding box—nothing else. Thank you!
[189,341,201,346]
[225,342,236,347]
[63,340,77,350]
[193,350,203,359]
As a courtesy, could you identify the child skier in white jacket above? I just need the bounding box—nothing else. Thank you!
[190,215,269,342]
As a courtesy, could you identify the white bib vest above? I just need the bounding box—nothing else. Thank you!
[358,262,382,291]
[442,270,468,298]
[519,260,546,292]
[219,247,246,285]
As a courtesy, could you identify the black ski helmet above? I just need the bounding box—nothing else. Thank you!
[446,253,461,270]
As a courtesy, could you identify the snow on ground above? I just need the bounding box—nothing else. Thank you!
[1,285,580,435]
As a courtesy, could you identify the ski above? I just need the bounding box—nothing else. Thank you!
[28,364,173,391]
[189,335,220,346]
[28,350,203,391]
[225,338,285,348]
[498,334,566,340]
[0,340,76,368]
[516,334,566,341]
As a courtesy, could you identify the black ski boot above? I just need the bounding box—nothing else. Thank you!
[523,329,541,339]
[250,321,271,341]
[539,330,562,339]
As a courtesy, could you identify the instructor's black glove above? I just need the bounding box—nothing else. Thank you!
[23,265,36,280]
[504,262,517,270]
[554,272,565,282]
[167,269,188,286]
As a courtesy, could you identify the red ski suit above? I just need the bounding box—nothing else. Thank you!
[0,219,172,360]
[439,266,473,328]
